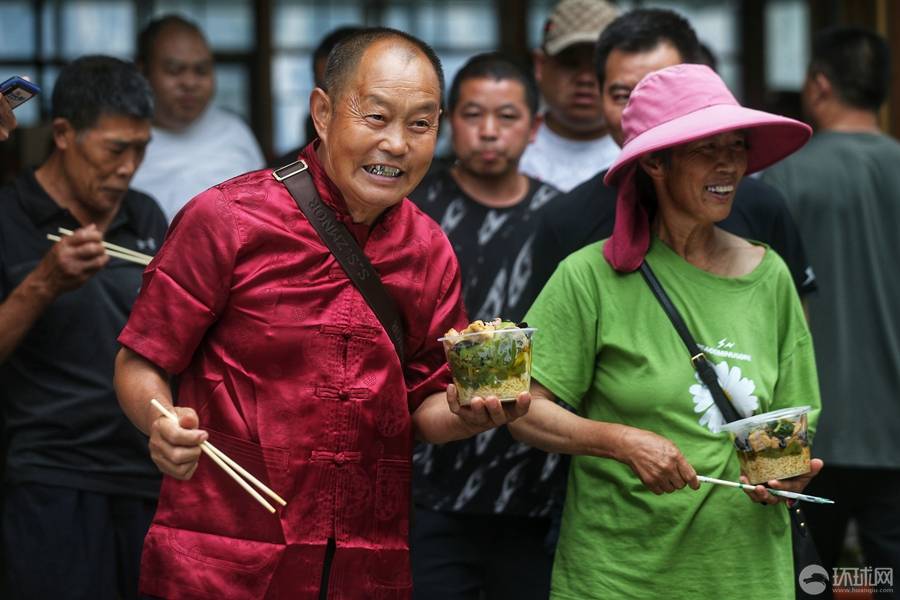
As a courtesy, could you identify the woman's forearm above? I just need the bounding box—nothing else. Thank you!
[412,391,474,443]
[508,381,627,459]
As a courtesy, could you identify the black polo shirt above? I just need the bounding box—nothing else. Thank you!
[0,169,167,498]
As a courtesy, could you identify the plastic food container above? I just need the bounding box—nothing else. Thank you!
[439,327,535,405]
[720,406,811,484]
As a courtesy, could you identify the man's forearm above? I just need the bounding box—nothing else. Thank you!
[0,271,58,363]
[114,346,173,435]
[411,391,476,444]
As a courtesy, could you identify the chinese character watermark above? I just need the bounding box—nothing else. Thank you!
[798,564,894,595]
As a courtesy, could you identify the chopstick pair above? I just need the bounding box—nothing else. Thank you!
[150,399,287,514]
[46,227,153,266]
[697,475,835,504]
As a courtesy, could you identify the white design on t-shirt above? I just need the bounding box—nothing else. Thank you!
[453,467,485,510]
[440,197,467,235]
[425,179,443,204]
[474,267,507,320]
[802,266,816,287]
[529,184,559,212]
[503,441,532,460]
[413,443,434,475]
[689,359,759,433]
[698,338,753,362]
[478,210,511,246]
[494,459,528,513]
[507,235,534,309]
[540,452,560,482]
[136,237,157,251]
[474,428,497,456]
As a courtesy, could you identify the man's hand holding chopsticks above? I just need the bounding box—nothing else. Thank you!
[0,225,110,363]
[39,224,109,295]
[148,404,209,480]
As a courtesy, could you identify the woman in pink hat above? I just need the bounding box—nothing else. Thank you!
[508,64,823,598]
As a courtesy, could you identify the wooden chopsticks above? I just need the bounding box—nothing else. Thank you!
[45,227,153,266]
[150,399,287,514]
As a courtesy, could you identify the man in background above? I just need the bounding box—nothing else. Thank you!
[763,27,900,579]
[132,14,264,222]
[0,55,167,600]
[519,0,619,192]
[410,52,562,600]
[527,8,816,303]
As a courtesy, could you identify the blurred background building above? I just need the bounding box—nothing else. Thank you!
[1,0,898,174]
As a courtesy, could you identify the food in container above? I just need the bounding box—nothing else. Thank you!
[720,406,811,484]
[439,319,535,405]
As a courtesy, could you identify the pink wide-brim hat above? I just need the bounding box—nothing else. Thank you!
[601,64,812,272]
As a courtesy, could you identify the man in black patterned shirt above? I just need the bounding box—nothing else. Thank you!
[408,53,563,600]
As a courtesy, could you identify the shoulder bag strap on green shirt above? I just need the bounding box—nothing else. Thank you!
[639,258,826,599]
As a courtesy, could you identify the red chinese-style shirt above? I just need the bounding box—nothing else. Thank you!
[119,144,467,599]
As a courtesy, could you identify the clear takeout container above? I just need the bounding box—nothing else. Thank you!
[438,327,536,405]
[720,406,811,484]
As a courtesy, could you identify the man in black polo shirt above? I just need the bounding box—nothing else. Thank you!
[409,53,563,600]
[0,56,167,600]
[528,8,816,303]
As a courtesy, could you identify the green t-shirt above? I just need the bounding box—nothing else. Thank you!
[525,237,821,600]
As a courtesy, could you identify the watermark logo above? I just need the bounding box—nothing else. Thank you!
[798,564,894,595]
[833,567,894,594]
[798,565,829,595]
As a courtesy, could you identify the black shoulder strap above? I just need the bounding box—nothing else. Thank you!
[274,160,406,363]
[639,260,742,423]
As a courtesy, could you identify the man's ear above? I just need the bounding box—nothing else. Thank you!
[810,72,833,103]
[309,87,332,143]
[638,153,666,180]
[528,112,542,144]
[533,49,546,85]
[51,118,75,151]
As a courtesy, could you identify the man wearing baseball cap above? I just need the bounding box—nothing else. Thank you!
[519,0,620,192]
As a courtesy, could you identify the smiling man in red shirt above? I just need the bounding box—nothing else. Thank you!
[114,28,529,600]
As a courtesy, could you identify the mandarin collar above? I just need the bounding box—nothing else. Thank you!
[299,141,403,233]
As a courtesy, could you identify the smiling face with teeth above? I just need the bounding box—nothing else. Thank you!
[640,130,749,226]
[310,38,441,226]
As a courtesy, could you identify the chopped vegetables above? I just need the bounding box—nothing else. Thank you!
[730,414,810,484]
[441,319,534,405]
